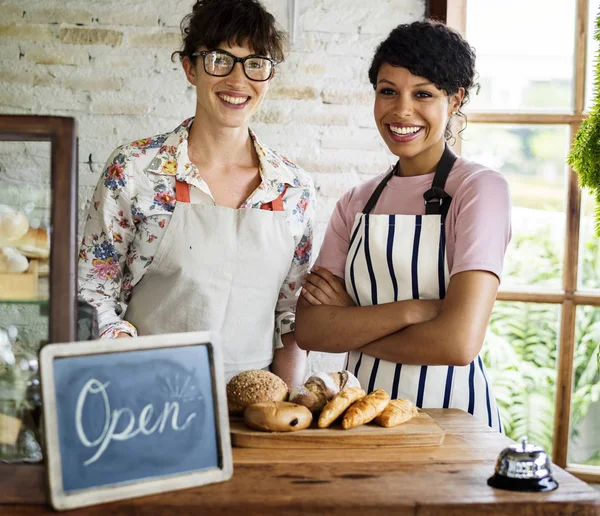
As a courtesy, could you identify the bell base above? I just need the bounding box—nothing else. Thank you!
[487,474,559,492]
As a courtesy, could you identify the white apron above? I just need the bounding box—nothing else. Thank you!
[124,180,295,381]
[344,146,502,431]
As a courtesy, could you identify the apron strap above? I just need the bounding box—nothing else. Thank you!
[361,144,458,216]
[261,185,288,212]
[175,179,191,203]
[175,181,288,211]
[423,145,458,217]
[362,165,397,214]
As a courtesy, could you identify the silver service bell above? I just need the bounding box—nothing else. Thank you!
[487,436,559,492]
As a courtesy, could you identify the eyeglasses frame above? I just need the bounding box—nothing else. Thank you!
[191,50,277,82]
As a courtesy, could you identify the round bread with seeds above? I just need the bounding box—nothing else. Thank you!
[227,369,289,415]
[244,401,312,432]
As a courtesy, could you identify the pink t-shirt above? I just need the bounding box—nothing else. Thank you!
[315,157,512,281]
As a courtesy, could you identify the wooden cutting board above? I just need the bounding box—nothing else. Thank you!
[230,410,446,449]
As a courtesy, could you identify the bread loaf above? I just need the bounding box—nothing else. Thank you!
[318,387,365,428]
[0,247,29,273]
[289,370,361,413]
[227,370,288,415]
[0,205,29,245]
[13,227,49,259]
[374,398,418,428]
[342,389,390,430]
[244,401,312,432]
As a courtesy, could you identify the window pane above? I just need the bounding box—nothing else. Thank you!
[466,0,576,112]
[461,124,569,289]
[585,0,600,111]
[578,189,600,290]
[568,306,600,466]
[482,301,559,455]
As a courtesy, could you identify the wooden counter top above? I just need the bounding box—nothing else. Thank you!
[1,409,599,515]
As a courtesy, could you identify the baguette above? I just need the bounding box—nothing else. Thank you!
[342,389,390,430]
[318,387,365,428]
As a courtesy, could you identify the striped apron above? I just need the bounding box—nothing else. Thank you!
[344,146,502,431]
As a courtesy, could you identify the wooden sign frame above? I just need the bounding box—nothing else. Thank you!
[39,331,232,511]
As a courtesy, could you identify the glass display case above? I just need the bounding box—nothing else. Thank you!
[0,115,77,498]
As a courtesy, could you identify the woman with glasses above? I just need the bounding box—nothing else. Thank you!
[78,0,315,386]
[295,21,511,430]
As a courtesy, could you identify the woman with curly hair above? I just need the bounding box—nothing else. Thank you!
[78,0,315,386]
[296,20,511,430]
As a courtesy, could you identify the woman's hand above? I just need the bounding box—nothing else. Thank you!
[302,266,355,307]
[115,332,132,338]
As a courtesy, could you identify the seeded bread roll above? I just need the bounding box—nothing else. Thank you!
[244,401,312,432]
[227,370,288,415]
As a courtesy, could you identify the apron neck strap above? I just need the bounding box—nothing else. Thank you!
[423,144,457,216]
[361,166,396,214]
[361,144,458,215]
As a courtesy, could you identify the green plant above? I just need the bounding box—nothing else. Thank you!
[568,10,600,236]
[482,229,600,464]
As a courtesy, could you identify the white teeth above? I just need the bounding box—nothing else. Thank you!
[218,94,249,105]
[389,125,421,135]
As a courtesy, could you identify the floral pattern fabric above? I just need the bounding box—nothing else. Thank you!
[78,118,316,348]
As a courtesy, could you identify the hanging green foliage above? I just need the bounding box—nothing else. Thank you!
[568,10,600,236]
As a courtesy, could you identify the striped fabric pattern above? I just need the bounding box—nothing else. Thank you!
[343,212,501,431]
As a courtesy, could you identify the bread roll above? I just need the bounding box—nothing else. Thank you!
[0,205,29,245]
[342,389,390,430]
[244,401,312,432]
[0,247,29,273]
[374,398,418,428]
[289,370,361,413]
[13,227,49,259]
[318,387,366,428]
[227,370,288,415]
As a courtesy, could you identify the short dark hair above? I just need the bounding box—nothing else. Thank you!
[173,0,287,63]
[368,20,477,137]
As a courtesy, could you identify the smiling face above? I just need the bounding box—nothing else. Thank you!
[182,41,273,130]
[374,64,463,171]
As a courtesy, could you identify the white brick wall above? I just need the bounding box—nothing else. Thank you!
[0,0,425,374]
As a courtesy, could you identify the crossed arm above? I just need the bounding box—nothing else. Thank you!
[294,267,499,367]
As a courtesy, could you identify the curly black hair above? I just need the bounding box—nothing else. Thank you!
[368,20,477,140]
[172,0,287,63]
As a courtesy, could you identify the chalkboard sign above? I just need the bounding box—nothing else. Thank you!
[40,331,232,511]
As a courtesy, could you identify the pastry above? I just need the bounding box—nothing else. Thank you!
[0,205,29,245]
[227,369,288,415]
[0,247,29,273]
[375,398,418,428]
[13,227,50,259]
[342,389,390,430]
[318,387,365,428]
[289,370,361,413]
[244,401,312,432]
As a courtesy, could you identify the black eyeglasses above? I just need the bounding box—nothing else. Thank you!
[192,50,276,82]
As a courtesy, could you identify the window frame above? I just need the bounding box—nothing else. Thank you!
[429,0,598,482]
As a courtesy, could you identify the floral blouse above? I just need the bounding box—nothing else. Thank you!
[78,118,316,348]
